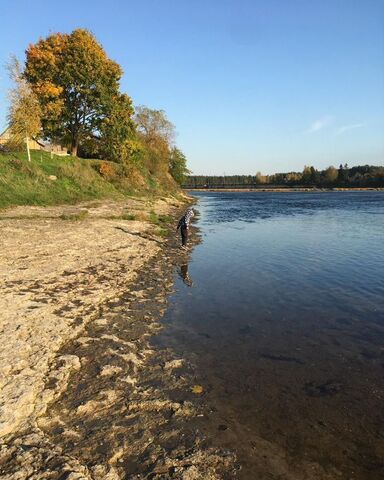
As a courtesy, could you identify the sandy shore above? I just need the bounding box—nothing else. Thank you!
[0,198,235,479]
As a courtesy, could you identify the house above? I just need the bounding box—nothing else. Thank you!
[0,127,69,156]
[0,127,42,150]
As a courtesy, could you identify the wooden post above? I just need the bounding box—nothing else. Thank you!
[26,136,31,162]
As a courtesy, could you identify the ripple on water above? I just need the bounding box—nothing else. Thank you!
[156,191,384,480]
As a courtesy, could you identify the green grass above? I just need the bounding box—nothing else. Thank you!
[0,150,178,209]
[148,211,174,237]
[148,210,173,226]
[155,227,170,237]
[0,151,125,209]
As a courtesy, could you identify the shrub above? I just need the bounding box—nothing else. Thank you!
[98,161,116,179]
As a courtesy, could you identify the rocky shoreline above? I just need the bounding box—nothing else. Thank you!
[0,198,235,479]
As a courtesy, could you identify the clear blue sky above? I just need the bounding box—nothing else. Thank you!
[1,0,383,174]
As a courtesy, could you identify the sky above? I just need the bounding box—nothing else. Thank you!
[0,0,383,175]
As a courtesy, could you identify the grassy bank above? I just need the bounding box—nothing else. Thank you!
[0,151,178,209]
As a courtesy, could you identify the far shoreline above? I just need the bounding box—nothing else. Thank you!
[185,187,384,193]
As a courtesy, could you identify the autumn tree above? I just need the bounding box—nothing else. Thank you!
[134,106,175,174]
[323,166,338,184]
[99,93,135,162]
[255,171,267,184]
[286,172,302,184]
[135,106,175,145]
[169,147,190,184]
[302,165,312,184]
[7,57,42,161]
[25,29,124,156]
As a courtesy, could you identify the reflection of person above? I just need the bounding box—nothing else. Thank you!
[176,207,194,248]
[179,264,193,287]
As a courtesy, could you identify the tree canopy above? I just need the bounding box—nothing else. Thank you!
[7,57,42,160]
[6,28,189,191]
[98,93,135,162]
[135,106,175,145]
[25,29,124,156]
[169,147,190,185]
[134,107,175,178]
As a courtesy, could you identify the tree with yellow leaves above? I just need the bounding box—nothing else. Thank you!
[25,29,125,156]
[7,56,42,161]
[134,106,176,175]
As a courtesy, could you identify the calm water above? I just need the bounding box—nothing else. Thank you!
[156,192,384,479]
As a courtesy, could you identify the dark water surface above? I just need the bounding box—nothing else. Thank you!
[155,192,384,479]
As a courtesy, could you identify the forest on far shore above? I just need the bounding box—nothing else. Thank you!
[184,164,384,189]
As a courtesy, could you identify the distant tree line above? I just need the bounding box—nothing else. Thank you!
[185,164,384,189]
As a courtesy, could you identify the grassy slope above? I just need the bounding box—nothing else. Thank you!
[0,151,176,209]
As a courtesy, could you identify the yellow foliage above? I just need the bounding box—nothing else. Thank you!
[191,385,204,394]
[98,161,116,179]
[6,57,42,147]
[35,81,63,98]
[24,29,124,154]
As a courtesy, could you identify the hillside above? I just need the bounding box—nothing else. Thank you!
[0,151,178,209]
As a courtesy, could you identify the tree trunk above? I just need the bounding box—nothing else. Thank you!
[71,135,79,156]
[26,137,31,162]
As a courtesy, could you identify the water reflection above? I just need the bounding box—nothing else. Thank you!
[178,263,193,287]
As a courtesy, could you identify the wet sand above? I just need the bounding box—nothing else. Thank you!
[0,199,235,479]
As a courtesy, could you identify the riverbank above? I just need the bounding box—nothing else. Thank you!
[0,198,235,479]
[0,151,180,210]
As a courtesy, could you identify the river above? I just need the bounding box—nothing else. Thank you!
[155,191,384,479]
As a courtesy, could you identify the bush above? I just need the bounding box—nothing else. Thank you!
[97,161,117,179]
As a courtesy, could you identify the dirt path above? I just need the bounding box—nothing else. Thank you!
[0,198,235,479]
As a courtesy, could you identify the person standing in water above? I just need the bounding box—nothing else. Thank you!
[176,207,194,248]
